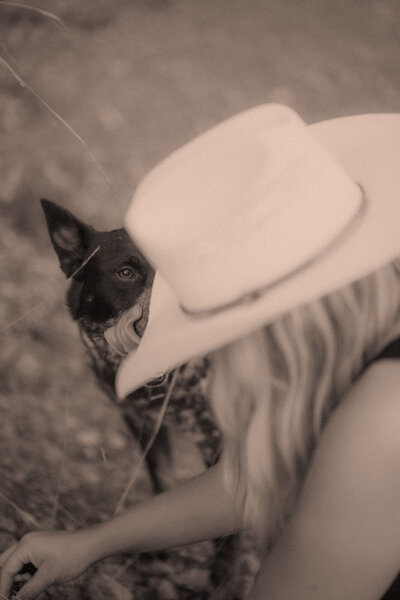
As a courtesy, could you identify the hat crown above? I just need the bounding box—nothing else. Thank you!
[125,104,361,312]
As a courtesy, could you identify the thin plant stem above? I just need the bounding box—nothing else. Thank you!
[0,1,66,30]
[0,245,102,333]
[0,491,40,528]
[53,503,83,527]
[0,57,120,202]
[114,371,179,515]
[0,300,46,334]
[70,245,101,279]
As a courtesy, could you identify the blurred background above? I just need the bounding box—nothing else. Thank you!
[1,1,399,598]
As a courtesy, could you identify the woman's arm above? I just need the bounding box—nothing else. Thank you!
[86,458,242,560]
[251,361,400,600]
[0,460,242,600]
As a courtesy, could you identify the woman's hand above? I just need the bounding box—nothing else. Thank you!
[0,462,240,599]
[0,529,96,600]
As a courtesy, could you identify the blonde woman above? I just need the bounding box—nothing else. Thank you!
[1,105,400,600]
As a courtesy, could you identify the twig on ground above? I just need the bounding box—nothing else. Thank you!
[53,504,83,528]
[50,491,61,528]
[113,556,139,580]
[0,491,40,529]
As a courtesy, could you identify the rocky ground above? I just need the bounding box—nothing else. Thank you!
[0,1,399,598]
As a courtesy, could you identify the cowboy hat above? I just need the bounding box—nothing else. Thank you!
[115,104,400,398]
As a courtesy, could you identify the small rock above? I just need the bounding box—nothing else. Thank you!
[154,579,178,600]
[107,431,128,451]
[77,428,102,446]
[172,566,210,591]
[85,572,133,600]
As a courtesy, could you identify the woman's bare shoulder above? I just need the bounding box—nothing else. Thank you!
[271,359,400,600]
[351,359,400,426]
[320,359,400,477]
[364,355,400,388]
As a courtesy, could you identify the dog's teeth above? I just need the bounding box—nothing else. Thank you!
[145,372,169,388]
[128,324,141,345]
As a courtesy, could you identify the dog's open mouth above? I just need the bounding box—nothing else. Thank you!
[104,304,142,355]
[145,372,170,388]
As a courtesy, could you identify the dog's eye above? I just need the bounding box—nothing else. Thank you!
[117,267,135,280]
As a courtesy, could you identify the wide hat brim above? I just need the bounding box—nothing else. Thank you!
[117,112,400,398]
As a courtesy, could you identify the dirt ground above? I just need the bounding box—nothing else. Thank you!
[0,1,399,598]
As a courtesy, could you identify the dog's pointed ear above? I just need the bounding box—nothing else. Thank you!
[40,199,95,278]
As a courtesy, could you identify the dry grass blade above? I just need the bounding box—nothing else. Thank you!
[70,245,101,279]
[0,300,46,334]
[0,591,11,600]
[0,1,65,29]
[53,503,83,527]
[0,491,40,529]
[113,370,179,515]
[0,57,120,202]
[113,557,138,580]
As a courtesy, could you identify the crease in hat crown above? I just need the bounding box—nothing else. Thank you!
[124,103,361,313]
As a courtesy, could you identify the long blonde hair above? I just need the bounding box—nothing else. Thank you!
[209,258,400,549]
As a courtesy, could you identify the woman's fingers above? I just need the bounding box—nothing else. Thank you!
[0,542,18,568]
[14,568,53,600]
[0,529,92,599]
[0,543,28,599]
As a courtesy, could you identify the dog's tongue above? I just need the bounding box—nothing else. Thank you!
[104,305,142,356]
